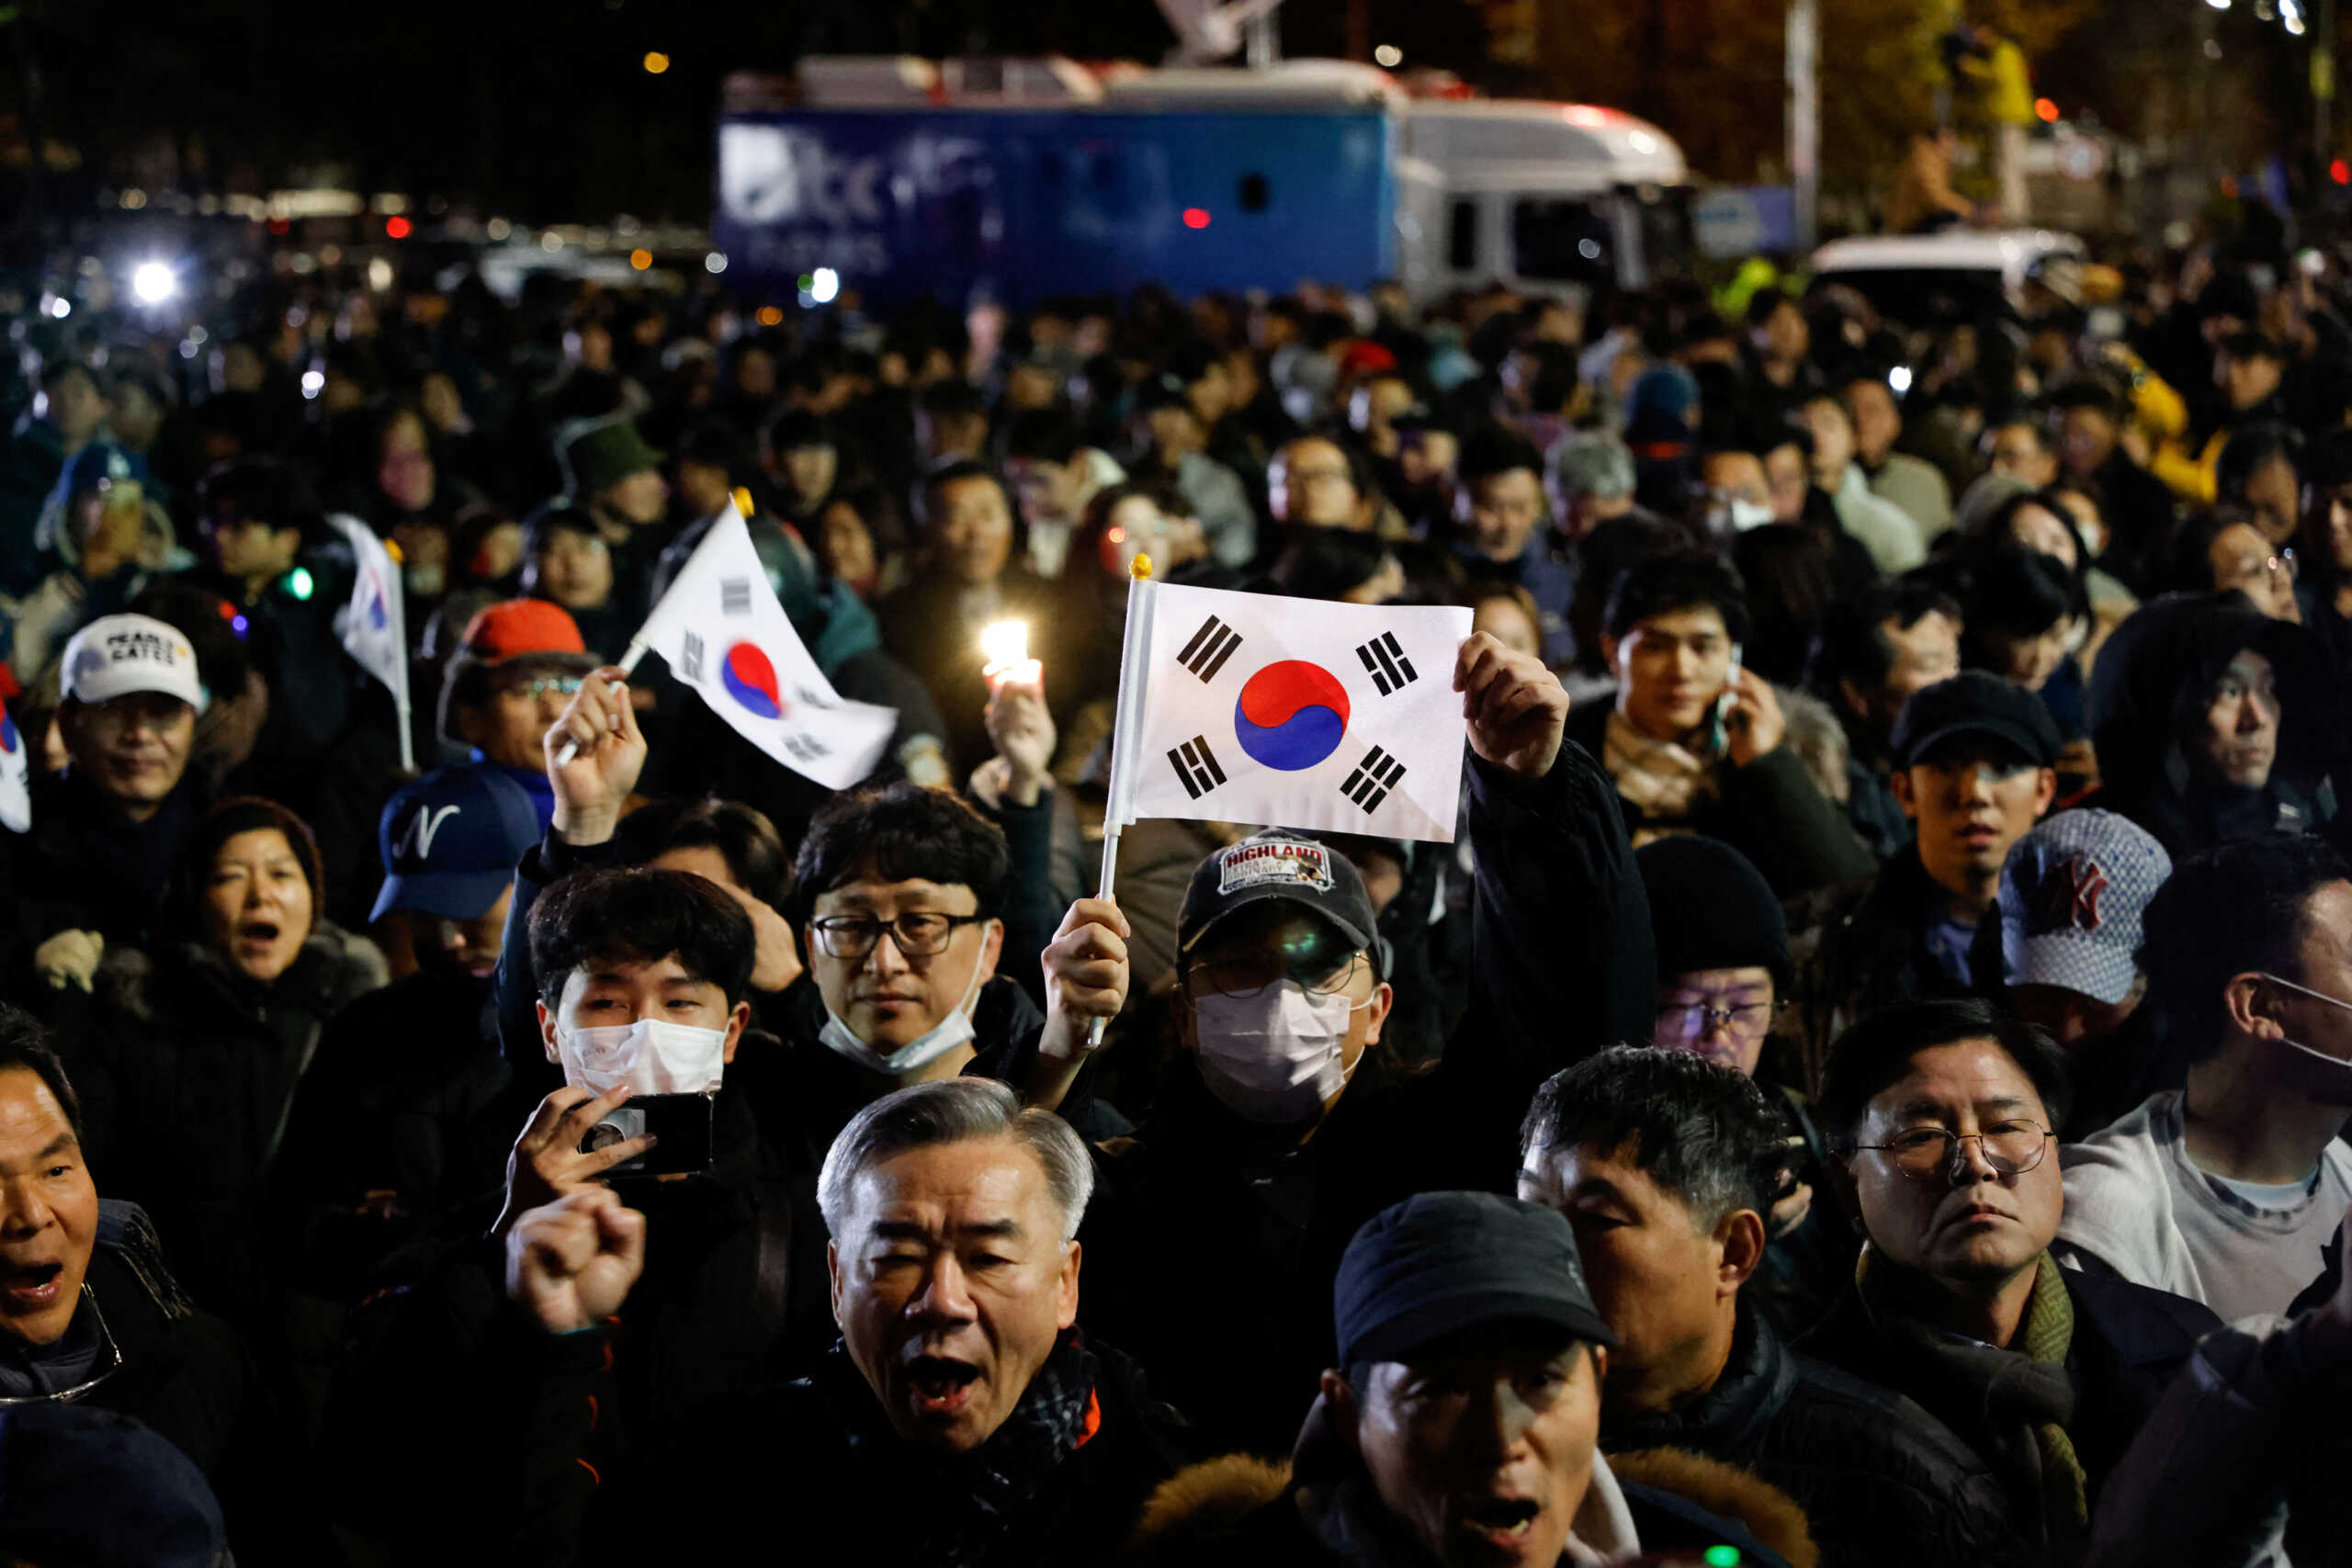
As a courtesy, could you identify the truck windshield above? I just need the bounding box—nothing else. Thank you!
[1510,198,1613,285]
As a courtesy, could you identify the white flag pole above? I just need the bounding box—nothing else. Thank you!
[1084,553,1158,1051]
[551,636,650,770]
[385,550,416,775]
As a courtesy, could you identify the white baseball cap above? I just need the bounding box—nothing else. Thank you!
[61,615,207,712]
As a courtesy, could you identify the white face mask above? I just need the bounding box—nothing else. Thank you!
[1724,498,1776,533]
[555,1017,729,1097]
[1193,981,1371,1125]
[818,925,997,1077]
[2261,972,2352,1069]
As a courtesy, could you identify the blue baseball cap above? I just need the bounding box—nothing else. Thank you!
[372,765,541,922]
[1997,809,2173,1006]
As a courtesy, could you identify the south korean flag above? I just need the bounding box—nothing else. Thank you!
[1111,583,1472,842]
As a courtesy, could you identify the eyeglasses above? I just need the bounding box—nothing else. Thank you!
[501,675,584,700]
[1656,998,1785,1043]
[1184,950,1366,1000]
[1852,1119,2052,1181]
[0,1288,120,1406]
[809,912,988,961]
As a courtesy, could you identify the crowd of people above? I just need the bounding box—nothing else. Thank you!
[4,227,2352,1567]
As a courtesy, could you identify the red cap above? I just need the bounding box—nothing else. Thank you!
[457,599,594,666]
[1337,340,1399,378]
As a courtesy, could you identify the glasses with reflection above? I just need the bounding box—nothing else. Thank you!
[1185,950,1365,1000]
[1655,998,1787,1043]
[502,675,585,700]
[808,912,988,961]
[1851,1120,2053,1182]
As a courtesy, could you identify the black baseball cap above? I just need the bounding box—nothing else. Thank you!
[1890,671,2063,770]
[1335,1192,1618,1365]
[1178,830,1386,976]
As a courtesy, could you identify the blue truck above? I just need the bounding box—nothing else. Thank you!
[712,57,1695,307]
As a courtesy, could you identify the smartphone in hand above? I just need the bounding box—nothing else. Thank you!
[581,1093,717,1179]
[1706,644,1747,755]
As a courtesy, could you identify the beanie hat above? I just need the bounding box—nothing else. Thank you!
[1636,835,1792,992]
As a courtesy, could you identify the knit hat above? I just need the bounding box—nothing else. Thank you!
[1635,835,1792,992]
[1997,809,2173,1005]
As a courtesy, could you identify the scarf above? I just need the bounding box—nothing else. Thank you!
[829,1333,1102,1567]
[1602,708,1718,842]
[1854,1247,2088,1531]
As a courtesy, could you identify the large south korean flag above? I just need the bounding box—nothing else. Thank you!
[1111,583,1471,842]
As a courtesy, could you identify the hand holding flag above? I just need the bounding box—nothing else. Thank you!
[543,667,647,848]
[1455,632,1570,782]
[631,502,896,791]
[1109,581,1475,842]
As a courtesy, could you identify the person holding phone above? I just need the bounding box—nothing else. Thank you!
[1564,552,1874,901]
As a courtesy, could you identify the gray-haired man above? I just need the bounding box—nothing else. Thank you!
[497,1077,1200,1564]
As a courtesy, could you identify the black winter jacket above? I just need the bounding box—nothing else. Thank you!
[478,1329,1200,1568]
[1802,1263,2221,1563]
[1082,747,1657,1456]
[1608,1302,2029,1568]
[54,925,388,1322]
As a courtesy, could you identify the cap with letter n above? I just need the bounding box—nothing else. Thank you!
[60,614,207,712]
[1335,1191,1618,1365]
[1996,808,2172,1006]
[372,765,543,922]
[1177,829,1387,977]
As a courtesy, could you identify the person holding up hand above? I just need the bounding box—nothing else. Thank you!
[1081,629,1659,1452]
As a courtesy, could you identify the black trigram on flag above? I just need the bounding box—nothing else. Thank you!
[680,630,706,682]
[1355,630,1419,695]
[782,732,831,763]
[1166,735,1227,800]
[1340,745,1407,813]
[1176,615,1244,682]
[720,577,754,616]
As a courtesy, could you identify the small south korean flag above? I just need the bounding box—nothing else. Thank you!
[1110,583,1472,842]
[635,502,897,791]
[0,695,28,834]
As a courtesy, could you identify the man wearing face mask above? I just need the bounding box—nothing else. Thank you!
[324,863,803,1551]
[1084,632,1657,1453]
[2054,834,2352,1321]
[480,665,1122,1359]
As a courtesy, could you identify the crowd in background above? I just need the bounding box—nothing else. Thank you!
[3,218,2352,1567]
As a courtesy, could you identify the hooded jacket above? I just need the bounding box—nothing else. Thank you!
[2085,592,2339,858]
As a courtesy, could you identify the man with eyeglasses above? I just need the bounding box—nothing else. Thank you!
[437,598,605,832]
[1517,1047,2029,1567]
[1635,835,1851,1331]
[1082,631,1657,1451]
[2054,834,2352,1321]
[0,1007,246,1501]
[1805,998,2218,1560]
